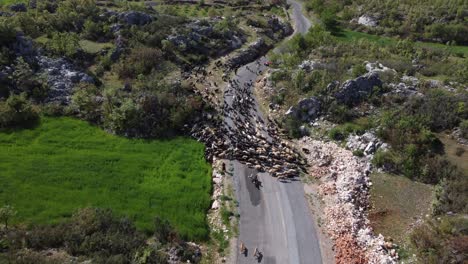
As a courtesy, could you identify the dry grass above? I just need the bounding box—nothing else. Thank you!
[369,172,434,244]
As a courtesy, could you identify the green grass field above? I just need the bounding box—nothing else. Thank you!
[0,117,212,240]
[338,30,468,57]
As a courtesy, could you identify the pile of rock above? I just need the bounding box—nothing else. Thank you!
[452,128,468,146]
[346,131,388,158]
[298,137,397,264]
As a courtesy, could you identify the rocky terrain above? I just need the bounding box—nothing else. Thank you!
[298,137,398,264]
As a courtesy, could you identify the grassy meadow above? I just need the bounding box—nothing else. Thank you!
[369,172,434,244]
[0,117,212,240]
[337,30,468,57]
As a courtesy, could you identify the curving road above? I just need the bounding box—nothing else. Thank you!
[225,1,322,263]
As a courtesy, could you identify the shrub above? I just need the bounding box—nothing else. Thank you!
[433,163,467,214]
[460,119,468,139]
[0,93,39,129]
[117,47,163,79]
[12,57,48,100]
[21,208,146,262]
[352,149,364,157]
[352,63,367,77]
[82,19,104,41]
[327,103,354,123]
[70,83,102,123]
[372,150,398,172]
[410,217,468,263]
[0,20,17,46]
[328,127,344,140]
[48,32,81,57]
[283,116,302,138]
[154,217,177,244]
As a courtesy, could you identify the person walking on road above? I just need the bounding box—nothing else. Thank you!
[254,247,263,261]
[240,242,247,256]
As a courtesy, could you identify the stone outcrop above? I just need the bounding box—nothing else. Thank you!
[264,17,293,40]
[38,57,94,104]
[357,15,378,27]
[225,38,271,69]
[298,60,329,72]
[9,3,27,12]
[167,19,245,57]
[285,97,321,123]
[118,11,153,25]
[334,72,382,106]
[12,34,36,61]
[387,82,422,97]
[346,131,388,157]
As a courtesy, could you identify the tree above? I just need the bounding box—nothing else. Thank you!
[49,32,80,57]
[70,83,102,123]
[0,205,17,229]
[0,93,39,128]
[154,217,176,244]
[321,9,340,35]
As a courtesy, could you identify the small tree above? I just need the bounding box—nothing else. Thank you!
[0,205,17,229]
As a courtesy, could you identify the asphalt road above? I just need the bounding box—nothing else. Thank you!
[227,1,322,263]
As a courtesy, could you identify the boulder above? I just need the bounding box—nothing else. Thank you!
[357,15,378,27]
[29,0,37,9]
[346,131,383,156]
[299,60,327,72]
[334,72,382,105]
[387,82,422,97]
[211,200,220,210]
[118,11,152,26]
[286,96,321,123]
[225,38,271,69]
[110,34,125,61]
[9,3,27,12]
[12,34,36,59]
[266,17,293,39]
[401,75,419,86]
[0,11,13,17]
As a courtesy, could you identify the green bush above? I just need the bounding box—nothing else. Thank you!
[327,103,354,123]
[372,150,398,171]
[117,47,163,79]
[283,116,302,138]
[0,93,39,129]
[460,119,468,139]
[70,83,102,123]
[0,20,17,46]
[48,32,81,57]
[328,127,344,140]
[410,217,468,263]
[352,63,367,77]
[352,149,364,157]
